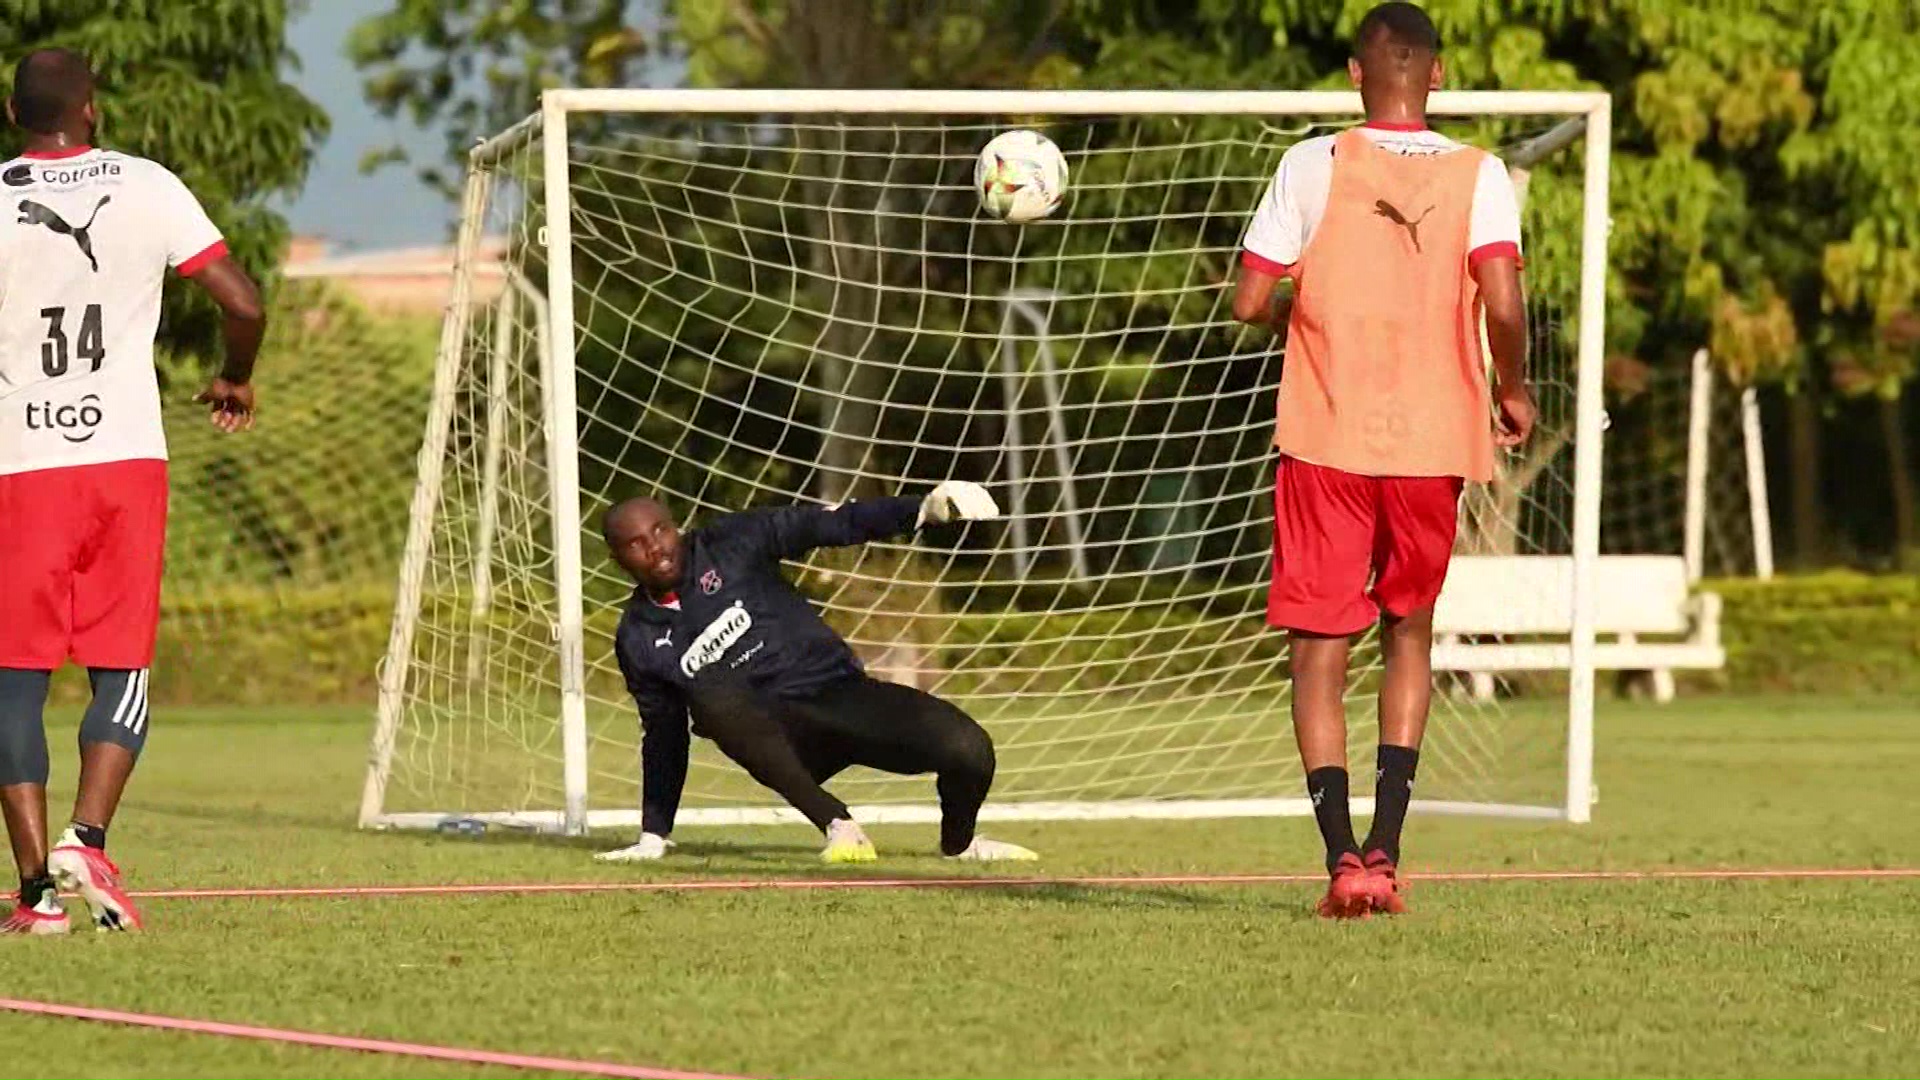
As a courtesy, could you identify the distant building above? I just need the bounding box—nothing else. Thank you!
[282,234,510,315]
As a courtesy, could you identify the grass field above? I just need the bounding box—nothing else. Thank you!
[3,695,1917,1078]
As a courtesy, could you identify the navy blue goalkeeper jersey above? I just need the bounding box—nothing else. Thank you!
[612,496,923,833]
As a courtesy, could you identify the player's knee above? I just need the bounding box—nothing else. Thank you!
[1382,604,1435,641]
[0,669,54,786]
[78,669,151,760]
[0,728,50,786]
[935,719,996,781]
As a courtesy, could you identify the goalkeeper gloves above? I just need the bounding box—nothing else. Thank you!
[593,832,674,862]
[916,480,1001,528]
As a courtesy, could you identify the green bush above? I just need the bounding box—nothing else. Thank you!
[1708,572,1920,694]
[52,584,395,708]
[47,571,1909,711]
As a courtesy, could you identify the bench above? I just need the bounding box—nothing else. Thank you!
[1429,554,1725,703]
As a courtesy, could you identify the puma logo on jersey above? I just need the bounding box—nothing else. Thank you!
[681,601,754,677]
[1373,199,1434,254]
[19,195,111,272]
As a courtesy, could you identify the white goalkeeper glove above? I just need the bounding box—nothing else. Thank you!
[916,480,1000,528]
[594,832,674,862]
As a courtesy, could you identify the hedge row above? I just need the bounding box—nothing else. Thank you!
[1707,572,1920,695]
[50,585,396,707]
[47,571,1914,707]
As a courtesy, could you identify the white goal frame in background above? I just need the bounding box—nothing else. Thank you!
[361,88,1613,836]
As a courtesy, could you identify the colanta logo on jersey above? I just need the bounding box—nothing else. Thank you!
[680,601,755,677]
[25,394,104,443]
[3,165,32,187]
[20,196,111,272]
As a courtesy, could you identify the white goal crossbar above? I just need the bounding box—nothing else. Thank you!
[363,88,1612,837]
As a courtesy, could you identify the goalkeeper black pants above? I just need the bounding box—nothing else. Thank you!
[687,675,997,855]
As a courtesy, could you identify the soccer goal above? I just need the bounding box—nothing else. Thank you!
[360,88,1613,837]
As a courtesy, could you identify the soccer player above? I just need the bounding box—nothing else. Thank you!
[597,483,1038,864]
[1230,2,1536,917]
[0,50,266,934]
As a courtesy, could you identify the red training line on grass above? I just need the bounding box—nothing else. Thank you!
[0,998,745,1080]
[125,866,1920,901]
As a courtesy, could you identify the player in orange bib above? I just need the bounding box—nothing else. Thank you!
[1232,2,1536,918]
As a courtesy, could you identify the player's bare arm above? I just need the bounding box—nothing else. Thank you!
[1230,264,1292,337]
[1473,254,1533,446]
[188,256,265,433]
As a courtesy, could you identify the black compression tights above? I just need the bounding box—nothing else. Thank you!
[687,676,997,855]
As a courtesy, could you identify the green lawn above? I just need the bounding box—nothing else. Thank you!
[3,696,1917,1078]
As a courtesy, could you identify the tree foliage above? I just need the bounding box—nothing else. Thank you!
[355,0,1920,561]
[0,0,329,357]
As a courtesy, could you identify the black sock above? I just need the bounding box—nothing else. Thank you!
[1305,766,1360,873]
[19,874,54,909]
[1362,744,1421,865]
[70,820,107,851]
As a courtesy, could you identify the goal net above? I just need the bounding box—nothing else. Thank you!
[1604,348,1774,581]
[361,90,1611,836]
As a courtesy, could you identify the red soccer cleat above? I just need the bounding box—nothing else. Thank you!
[1317,852,1372,919]
[49,843,142,932]
[1,898,70,935]
[1362,850,1408,915]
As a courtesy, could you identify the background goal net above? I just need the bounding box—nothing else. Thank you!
[361,90,1612,836]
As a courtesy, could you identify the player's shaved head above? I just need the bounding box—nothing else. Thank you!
[1348,3,1443,122]
[1356,2,1441,57]
[10,48,95,136]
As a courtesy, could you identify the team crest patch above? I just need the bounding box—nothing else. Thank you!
[700,569,723,595]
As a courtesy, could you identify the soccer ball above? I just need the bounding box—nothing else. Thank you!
[975,129,1067,224]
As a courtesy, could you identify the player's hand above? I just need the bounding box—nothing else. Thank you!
[1494,382,1537,448]
[594,833,673,862]
[194,378,256,434]
[917,480,1000,527]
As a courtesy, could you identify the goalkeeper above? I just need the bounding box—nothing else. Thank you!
[597,482,1038,865]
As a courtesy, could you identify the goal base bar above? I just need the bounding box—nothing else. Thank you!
[367,798,1564,834]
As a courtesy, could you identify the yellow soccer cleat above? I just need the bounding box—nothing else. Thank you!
[821,819,877,863]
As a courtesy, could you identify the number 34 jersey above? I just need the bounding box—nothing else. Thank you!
[0,147,226,477]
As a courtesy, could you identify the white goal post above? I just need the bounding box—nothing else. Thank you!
[361,88,1613,837]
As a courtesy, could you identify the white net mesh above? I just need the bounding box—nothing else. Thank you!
[370,102,1599,829]
[55,283,432,714]
[1602,352,1768,578]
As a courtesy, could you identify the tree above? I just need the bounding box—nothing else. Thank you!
[1081,0,1920,565]
[350,0,642,198]
[0,0,330,358]
[355,0,1920,565]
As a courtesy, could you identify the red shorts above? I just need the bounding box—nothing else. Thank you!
[1267,456,1462,636]
[0,459,169,670]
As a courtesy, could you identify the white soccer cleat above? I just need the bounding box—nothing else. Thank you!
[917,480,1000,527]
[946,836,1039,862]
[594,833,674,862]
[821,818,877,863]
[48,831,142,932]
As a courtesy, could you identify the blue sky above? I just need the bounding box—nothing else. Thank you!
[281,0,669,254]
[280,0,456,252]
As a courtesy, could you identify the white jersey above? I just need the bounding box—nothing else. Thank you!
[1241,124,1523,274]
[0,147,225,477]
